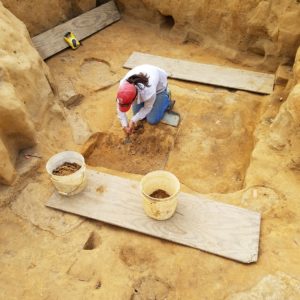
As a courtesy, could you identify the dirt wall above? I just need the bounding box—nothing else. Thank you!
[267,46,300,161]
[0,2,56,184]
[2,0,299,69]
[1,0,96,36]
[116,0,300,70]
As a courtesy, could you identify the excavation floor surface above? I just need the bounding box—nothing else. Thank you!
[1,16,300,300]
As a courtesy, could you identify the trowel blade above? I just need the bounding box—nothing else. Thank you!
[124,136,131,144]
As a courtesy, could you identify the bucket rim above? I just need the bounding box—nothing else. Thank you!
[140,170,180,183]
[140,170,180,202]
[46,151,85,175]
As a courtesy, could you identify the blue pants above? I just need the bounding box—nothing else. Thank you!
[132,89,170,125]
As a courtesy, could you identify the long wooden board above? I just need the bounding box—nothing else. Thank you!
[32,1,120,59]
[124,52,275,94]
[46,170,260,263]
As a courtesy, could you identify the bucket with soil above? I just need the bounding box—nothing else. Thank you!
[140,170,180,220]
[46,151,87,196]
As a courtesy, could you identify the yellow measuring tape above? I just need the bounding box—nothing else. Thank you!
[64,32,81,50]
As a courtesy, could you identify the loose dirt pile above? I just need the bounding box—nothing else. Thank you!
[150,189,170,199]
[52,162,81,176]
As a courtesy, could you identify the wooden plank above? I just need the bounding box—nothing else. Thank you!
[124,52,275,94]
[46,169,261,263]
[32,1,120,59]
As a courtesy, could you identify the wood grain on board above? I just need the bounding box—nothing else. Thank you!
[124,52,275,94]
[32,1,120,59]
[46,169,261,263]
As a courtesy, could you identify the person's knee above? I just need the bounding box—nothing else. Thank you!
[146,115,160,125]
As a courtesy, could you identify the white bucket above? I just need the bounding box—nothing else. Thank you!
[140,170,180,220]
[46,151,87,196]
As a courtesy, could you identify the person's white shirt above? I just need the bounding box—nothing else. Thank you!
[117,64,168,127]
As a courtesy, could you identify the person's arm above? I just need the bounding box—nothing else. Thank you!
[117,106,129,128]
[131,94,155,123]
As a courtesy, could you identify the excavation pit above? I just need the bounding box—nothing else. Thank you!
[82,126,176,174]
[1,1,300,299]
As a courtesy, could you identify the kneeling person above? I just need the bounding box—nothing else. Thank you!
[116,64,172,136]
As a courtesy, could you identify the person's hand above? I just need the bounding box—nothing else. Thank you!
[123,126,131,135]
[129,120,136,133]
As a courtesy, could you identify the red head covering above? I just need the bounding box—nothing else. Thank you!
[117,81,137,112]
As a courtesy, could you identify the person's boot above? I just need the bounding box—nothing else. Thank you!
[167,100,176,112]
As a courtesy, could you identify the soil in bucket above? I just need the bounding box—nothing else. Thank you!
[150,189,170,199]
[52,162,81,176]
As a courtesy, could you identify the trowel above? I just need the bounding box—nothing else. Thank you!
[124,134,131,144]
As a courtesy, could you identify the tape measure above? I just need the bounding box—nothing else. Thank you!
[64,32,80,50]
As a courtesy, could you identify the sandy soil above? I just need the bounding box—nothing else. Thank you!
[1,16,300,299]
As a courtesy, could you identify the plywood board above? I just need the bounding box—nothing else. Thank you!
[124,52,275,94]
[32,1,120,59]
[46,169,261,263]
